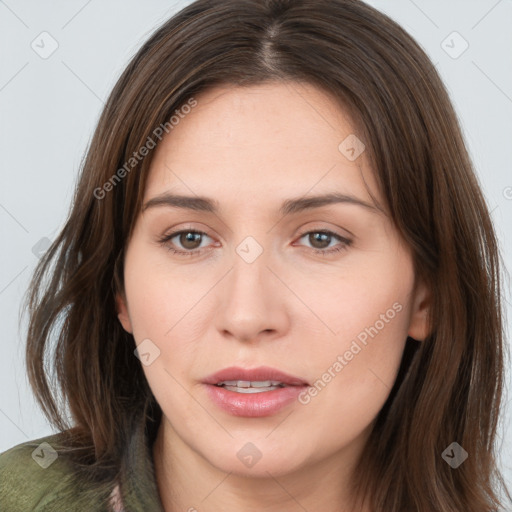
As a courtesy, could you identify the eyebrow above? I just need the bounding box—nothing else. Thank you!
[142,192,380,216]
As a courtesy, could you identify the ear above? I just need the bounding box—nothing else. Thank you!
[407,277,431,341]
[115,292,133,334]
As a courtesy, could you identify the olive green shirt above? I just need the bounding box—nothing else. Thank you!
[0,414,164,511]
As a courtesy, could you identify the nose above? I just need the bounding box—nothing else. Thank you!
[214,248,291,344]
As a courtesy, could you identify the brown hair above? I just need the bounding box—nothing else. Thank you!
[24,0,511,510]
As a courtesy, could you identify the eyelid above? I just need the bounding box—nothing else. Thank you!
[293,228,352,254]
[159,222,215,241]
[295,225,351,242]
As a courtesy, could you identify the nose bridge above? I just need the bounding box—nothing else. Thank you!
[228,239,272,308]
[214,237,289,341]
[227,232,273,291]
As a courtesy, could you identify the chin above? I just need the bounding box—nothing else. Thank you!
[203,442,309,478]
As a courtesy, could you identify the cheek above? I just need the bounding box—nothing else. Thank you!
[289,252,413,424]
[287,246,413,357]
[122,247,216,405]
[122,245,215,343]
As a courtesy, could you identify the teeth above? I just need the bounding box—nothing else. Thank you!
[251,380,277,388]
[217,380,284,388]
[223,385,281,393]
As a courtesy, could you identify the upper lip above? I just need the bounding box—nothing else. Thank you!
[203,366,309,386]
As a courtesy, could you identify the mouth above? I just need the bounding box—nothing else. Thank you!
[203,365,309,390]
[202,366,309,416]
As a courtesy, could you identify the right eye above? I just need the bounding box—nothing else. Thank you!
[158,230,216,256]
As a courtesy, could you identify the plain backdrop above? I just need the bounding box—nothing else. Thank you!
[1,0,511,495]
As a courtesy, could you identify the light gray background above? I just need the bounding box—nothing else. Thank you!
[1,0,511,492]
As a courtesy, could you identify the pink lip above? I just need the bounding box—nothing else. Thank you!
[203,366,309,386]
[202,366,309,417]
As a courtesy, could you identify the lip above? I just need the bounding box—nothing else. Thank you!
[203,366,309,386]
[202,366,309,417]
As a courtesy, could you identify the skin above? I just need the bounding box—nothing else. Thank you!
[116,81,430,512]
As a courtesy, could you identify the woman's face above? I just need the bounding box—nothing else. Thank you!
[117,82,429,478]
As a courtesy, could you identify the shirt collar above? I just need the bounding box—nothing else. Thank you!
[118,408,164,511]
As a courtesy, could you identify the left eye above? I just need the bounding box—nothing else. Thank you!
[295,230,352,254]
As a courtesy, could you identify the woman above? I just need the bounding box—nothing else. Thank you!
[1,0,510,510]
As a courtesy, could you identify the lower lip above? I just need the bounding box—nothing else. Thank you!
[203,384,306,417]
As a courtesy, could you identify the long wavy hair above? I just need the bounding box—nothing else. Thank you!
[23,0,511,510]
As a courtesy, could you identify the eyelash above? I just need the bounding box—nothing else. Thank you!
[157,228,352,257]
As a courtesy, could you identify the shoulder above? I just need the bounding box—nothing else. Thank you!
[0,433,113,511]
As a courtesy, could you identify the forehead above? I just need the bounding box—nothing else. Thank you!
[144,82,381,210]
